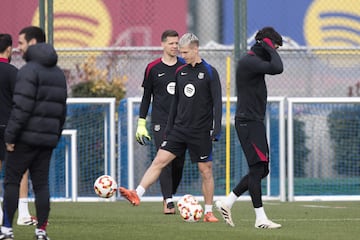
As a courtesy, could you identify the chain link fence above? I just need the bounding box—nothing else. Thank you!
[3,0,360,98]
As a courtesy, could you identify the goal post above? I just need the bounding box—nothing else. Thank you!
[48,98,116,201]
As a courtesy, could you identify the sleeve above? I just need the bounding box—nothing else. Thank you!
[4,66,37,143]
[138,66,153,119]
[253,42,283,75]
[210,67,222,140]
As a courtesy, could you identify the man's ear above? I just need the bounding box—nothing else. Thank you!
[29,38,37,45]
[6,46,12,57]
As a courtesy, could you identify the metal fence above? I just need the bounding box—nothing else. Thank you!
[10,46,360,99]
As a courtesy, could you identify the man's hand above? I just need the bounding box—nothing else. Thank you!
[262,37,275,49]
[6,143,15,152]
[135,118,151,145]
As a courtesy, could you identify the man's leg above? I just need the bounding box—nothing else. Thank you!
[198,161,218,222]
[1,143,32,238]
[154,127,176,213]
[17,170,37,225]
[171,154,185,195]
[120,149,176,205]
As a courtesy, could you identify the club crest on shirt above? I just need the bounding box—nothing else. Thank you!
[198,72,205,79]
[154,124,161,132]
[167,82,176,95]
[184,83,195,97]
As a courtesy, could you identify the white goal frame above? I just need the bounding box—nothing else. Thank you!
[287,97,360,201]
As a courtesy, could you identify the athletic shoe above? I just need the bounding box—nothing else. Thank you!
[203,212,219,222]
[255,219,282,229]
[35,230,50,240]
[215,200,235,227]
[119,187,140,206]
[17,216,38,226]
[163,200,175,214]
[0,230,14,240]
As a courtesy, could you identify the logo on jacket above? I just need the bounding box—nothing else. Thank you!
[154,124,161,132]
[198,72,204,79]
[167,82,176,95]
[184,84,195,97]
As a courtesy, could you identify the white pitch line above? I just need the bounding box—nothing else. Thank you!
[236,218,360,222]
[301,204,347,209]
[276,218,360,222]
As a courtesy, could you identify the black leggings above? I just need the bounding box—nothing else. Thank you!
[232,162,269,208]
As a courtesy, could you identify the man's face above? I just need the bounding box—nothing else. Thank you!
[18,33,37,57]
[162,36,179,57]
[179,44,198,65]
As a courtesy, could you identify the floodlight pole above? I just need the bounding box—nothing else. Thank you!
[39,0,45,31]
[47,0,54,45]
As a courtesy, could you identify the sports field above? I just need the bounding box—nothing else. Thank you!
[13,201,360,240]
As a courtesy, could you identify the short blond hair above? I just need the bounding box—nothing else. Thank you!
[179,33,199,48]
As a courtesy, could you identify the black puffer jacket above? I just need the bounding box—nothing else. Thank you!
[5,43,67,148]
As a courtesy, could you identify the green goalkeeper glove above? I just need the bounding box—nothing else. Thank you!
[136,118,151,145]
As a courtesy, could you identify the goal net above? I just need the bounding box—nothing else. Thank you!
[287,98,360,201]
[27,98,116,201]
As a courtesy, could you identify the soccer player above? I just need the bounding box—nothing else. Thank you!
[120,32,222,223]
[136,30,186,214]
[215,26,283,229]
[0,26,67,240]
[0,33,37,227]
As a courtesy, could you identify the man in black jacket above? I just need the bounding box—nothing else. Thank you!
[0,27,67,240]
[215,27,283,229]
[0,32,38,227]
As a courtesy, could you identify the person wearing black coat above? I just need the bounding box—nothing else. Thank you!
[0,39,67,240]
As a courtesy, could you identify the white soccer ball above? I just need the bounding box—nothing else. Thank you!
[177,194,203,222]
[94,175,117,198]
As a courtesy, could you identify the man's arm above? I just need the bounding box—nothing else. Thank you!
[210,67,222,141]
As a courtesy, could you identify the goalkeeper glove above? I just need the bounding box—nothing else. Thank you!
[136,118,151,145]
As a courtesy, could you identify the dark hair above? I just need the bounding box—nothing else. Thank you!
[255,27,283,46]
[0,33,12,52]
[19,26,46,43]
[161,29,179,42]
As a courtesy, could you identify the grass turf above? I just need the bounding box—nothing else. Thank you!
[12,201,360,240]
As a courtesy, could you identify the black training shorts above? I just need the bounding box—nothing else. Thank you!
[160,127,213,163]
[235,120,269,166]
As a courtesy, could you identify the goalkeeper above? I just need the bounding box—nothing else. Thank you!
[135,30,186,214]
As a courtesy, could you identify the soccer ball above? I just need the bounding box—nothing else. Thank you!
[94,175,117,198]
[177,194,203,222]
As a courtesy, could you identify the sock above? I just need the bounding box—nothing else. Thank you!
[18,198,31,218]
[224,191,238,209]
[254,207,268,221]
[135,185,145,198]
[1,226,13,235]
[35,228,46,235]
[204,204,213,214]
[165,198,174,204]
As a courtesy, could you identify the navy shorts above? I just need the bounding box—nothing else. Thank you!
[235,120,269,166]
[160,127,213,163]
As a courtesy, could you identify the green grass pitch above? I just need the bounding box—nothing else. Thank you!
[12,201,360,240]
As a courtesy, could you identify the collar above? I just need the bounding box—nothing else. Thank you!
[0,57,9,63]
